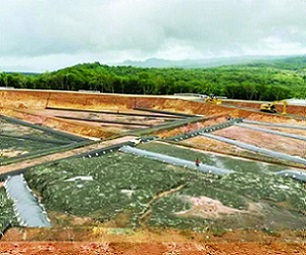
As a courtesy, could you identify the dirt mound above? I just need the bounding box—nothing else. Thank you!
[176,196,244,218]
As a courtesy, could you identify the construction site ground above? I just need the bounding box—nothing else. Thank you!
[0,89,305,254]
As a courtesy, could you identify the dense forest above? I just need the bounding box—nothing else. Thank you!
[1,56,305,101]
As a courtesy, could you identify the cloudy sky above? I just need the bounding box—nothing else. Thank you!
[1,0,305,72]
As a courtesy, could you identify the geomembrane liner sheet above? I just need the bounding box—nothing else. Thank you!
[119,145,234,175]
[4,175,51,228]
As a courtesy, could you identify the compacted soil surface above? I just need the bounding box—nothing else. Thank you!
[1,228,305,254]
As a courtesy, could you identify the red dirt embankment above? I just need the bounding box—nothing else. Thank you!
[224,100,306,116]
[0,107,115,139]
[0,90,50,109]
[0,242,305,255]
[3,89,304,120]
[1,89,225,114]
[2,227,305,254]
[1,90,306,139]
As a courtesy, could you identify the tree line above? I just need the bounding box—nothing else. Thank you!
[1,57,305,101]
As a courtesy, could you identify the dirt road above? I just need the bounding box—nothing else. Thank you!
[0,136,136,176]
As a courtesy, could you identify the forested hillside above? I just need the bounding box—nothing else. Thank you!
[1,56,305,101]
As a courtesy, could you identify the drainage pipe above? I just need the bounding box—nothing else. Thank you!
[167,118,243,141]
[0,134,74,145]
[119,146,233,176]
[236,123,306,141]
[55,115,153,127]
[275,170,306,182]
[4,175,51,228]
[133,107,196,118]
[243,120,306,130]
[202,133,306,165]
[46,107,182,119]
[1,115,87,142]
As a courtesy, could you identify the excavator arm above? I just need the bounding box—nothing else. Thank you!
[259,100,287,115]
[204,95,222,105]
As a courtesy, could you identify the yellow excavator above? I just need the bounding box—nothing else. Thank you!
[204,95,222,105]
[260,100,287,115]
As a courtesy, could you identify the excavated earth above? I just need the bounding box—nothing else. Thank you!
[1,90,305,138]
[1,90,306,254]
[182,136,303,168]
[213,126,305,157]
[223,100,306,116]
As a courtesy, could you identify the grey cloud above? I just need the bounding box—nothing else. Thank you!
[0,0,305,70]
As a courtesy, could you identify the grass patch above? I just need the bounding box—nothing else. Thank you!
[0,187,18,232]
[24,146,306,231]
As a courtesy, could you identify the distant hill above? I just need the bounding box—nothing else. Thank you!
[6,72,41,76]
[120,55,304,69]
[243,55,306,70]
[2,55,305,101]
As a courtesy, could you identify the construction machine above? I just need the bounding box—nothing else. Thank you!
[260,100,287,115]
[204,95,222,105]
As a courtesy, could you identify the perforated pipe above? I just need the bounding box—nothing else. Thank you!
[119,146,234,175]
[202,133,306,165]
[4,175,51,228]
[243,120,306,130]
[275,170,306,182]
[236,123,306,141]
